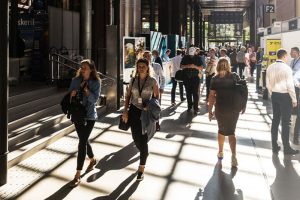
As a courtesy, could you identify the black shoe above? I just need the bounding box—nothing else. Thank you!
[136,172,144,181]
[284,148,299,155]
[194,110,199,115]
[181,98,186,102]
[156,122,160,131]
[272,146,281,154]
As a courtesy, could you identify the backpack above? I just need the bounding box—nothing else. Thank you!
[236,51,245,63]
[232,73,248,112]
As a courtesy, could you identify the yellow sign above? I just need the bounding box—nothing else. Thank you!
[266,39,281,66]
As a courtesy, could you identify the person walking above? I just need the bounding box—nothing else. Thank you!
[152,49,163,69]
[181,47,204,114]
[205,56,217,101]
[290,47,300,144]
[266,49,299,155]
[208,58,244,167]
[236,46,246,78]
[122,58,159,181]
[143,51,165,131]
[69,59,101,187]
[170,49,185,105]
[229,48,238,73]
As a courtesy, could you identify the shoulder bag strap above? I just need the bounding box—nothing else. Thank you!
[128,77,136,99]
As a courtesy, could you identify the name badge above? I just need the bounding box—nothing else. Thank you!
[138,97,142,104]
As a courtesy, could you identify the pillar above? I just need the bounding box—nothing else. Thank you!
[194,2,200,47]
[296,0,300,17]
[149,0,155,31]
[0,0,8,186]
[133,0,141,36]
[80,0,92,58]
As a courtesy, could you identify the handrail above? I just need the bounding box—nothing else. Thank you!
[51,53,81,67]
[49,52,115,82]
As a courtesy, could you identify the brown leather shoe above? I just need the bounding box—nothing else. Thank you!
[69,176,81,188]
[85,159,97,173]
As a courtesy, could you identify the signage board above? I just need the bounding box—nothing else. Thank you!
[266,39,281,66]
[265,4,275,13]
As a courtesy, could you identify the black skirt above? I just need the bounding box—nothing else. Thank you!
[215,110,239,136]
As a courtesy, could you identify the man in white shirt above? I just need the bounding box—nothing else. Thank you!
[290,47,300,144]
[219,48,231,66]
[266,49,299,155]
[170,49,185,105]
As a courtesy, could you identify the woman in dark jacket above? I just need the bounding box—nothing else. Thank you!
[69,59,101,187]
[208,58,245,167]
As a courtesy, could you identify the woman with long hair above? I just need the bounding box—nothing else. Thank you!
[69,59,101,187]
[122,58,159,181]
[208,58,244,167]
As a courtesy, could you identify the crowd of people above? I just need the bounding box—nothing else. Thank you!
[66,45,300,187]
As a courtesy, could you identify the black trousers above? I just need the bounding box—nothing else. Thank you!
[184,76,200,111]
[129,105,148,165]
[205,74,213,100]
[271,92,292,150]
[237,63,246,78]
[171,77,184,103]
[294,87,300,141]
[75,120,95,170]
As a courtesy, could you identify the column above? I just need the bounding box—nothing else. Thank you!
[199,11,203,48]
[9,0,18,57]
[171,0,180,35]
[158,0,169,34]
[80,0,92,58]
[189,0,193,45]
[133,0,141,36]
[149,0,155,31]
[296,0,300,17]
[194,2,200,47]
[0,0,8,186]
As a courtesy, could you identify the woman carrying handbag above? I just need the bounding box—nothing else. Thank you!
[68,59,101,188]
[122,58,159,181]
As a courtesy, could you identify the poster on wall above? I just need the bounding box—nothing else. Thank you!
[266,39,281,66]
[18,12,35,50]
[123,37,146,83]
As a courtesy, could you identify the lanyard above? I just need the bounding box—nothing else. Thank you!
[138,76,148,97]
[292,58,300,69]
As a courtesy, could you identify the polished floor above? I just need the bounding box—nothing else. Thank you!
[1,81,300,200]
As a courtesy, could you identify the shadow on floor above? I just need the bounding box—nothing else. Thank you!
[87,142,139,182]
[161,110,195,138]
[92,172,139,200]
[44,181,76,200]
[270,154,300,200]
[198,161,243,200]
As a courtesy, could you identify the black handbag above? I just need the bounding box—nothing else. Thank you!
[118,78,136,131]
[118,115,130,131]
[175,70,184,82]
